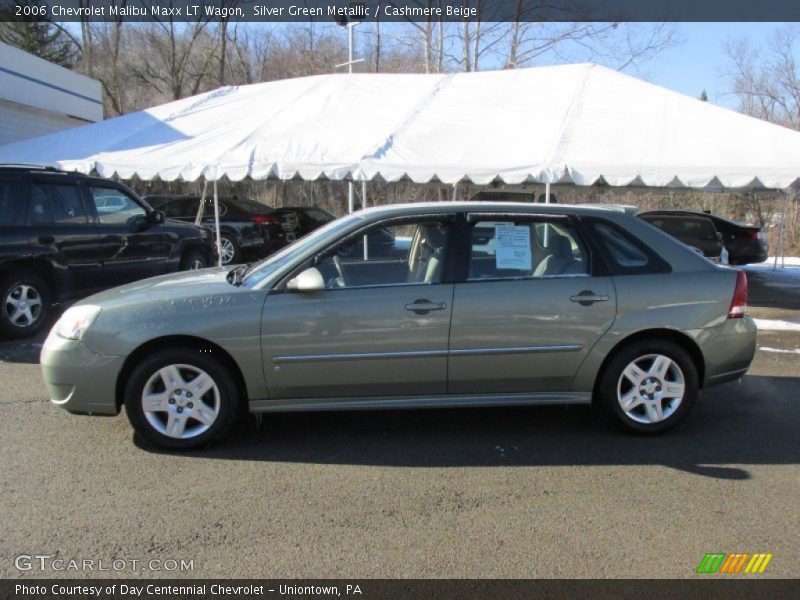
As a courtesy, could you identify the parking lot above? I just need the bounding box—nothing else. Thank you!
[1,265,798,579]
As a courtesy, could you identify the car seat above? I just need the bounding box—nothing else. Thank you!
[532,232,581,276]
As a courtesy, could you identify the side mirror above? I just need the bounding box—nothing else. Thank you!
[148,210,165,225]
[286,267,325,292]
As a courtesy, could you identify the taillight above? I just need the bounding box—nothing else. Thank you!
[251,214,278,225]
[728,270,748,318]
[747,229,761,241]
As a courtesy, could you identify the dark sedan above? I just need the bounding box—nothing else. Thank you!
[144,196,336,265]
[640,210,768,265]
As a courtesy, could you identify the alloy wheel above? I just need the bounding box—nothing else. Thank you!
[4,284,43,328]
[141,364,220,439]
[219,237,235,265]
[616,354,685,424]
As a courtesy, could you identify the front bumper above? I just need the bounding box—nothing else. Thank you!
[41,334,124,416]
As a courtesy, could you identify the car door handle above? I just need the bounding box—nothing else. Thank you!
[405,299,447,314]
[38,235,55,245]
[570,291,609,306]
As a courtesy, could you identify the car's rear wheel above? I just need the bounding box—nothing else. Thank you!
[124,348,238,449]
[598,340,698,433]
[218,234,239,265]
[0,271,52,339]
[179,248,209,271]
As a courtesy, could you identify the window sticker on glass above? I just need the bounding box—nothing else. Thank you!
[495,225,532,270]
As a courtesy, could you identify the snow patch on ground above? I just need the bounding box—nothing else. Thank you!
[754,318,800,332]
[759,346,800,354]
[747,256,800,270]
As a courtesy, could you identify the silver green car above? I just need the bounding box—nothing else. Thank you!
[41,202,757,449]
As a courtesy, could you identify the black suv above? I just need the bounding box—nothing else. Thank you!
[0,167,215,339]
[144,195,336,265]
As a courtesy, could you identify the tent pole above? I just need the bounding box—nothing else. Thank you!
[773,191,790,270]
[213,179,223,267]
[451,183,458,201]
[195,180,208,225]
[362,180,367,209]
[348,181,355,213]
[543,182,553,247]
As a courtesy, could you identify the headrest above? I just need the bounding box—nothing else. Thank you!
[549,232,573,258]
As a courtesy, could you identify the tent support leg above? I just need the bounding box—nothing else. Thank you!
[348,181,354,213]
[451,183,458,202]
[213,179,223,267]
[545,182,551,203]
[774,191,790,271]
[362,181,367,209]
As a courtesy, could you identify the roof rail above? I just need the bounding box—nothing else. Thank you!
[0,163,60,171]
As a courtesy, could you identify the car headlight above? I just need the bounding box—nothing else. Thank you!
[54,305,102,340]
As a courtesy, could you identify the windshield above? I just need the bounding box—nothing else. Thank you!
[242,213,362,288]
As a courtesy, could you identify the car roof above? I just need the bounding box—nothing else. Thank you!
[640,212,714,222]
[354,201,636,219]
[0,165,125,186]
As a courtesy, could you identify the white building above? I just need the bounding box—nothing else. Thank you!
[0,42,102,146]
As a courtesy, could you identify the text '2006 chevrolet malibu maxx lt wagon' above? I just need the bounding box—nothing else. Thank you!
[41,202,756,449]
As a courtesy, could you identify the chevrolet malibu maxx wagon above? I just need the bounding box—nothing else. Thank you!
[41,202,756,449]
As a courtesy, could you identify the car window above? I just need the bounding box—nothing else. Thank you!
[202,198,229,218]
[592,222,648,267]
[30,182,87,225]
[467,217,588,280]
[586,219,672,275]
[88,187,146,225]
[662,218,718,241]
[305,209,335,225]
[312,219,453,290]
[179,197,201,219]
[0,178,20,226]
[226,197,270,213]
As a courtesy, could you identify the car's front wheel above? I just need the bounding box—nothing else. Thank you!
[124,348,238,449]
[598,340,698,433]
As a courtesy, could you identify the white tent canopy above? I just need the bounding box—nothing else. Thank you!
[1,63,800,190]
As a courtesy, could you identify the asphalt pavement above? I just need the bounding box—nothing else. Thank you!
[1,268,798,579]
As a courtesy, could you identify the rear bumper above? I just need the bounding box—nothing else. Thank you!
[697,316,757,388]
[40,333,124,416]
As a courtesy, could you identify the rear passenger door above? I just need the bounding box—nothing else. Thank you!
[448,214,616,394]
[27,178,103,297]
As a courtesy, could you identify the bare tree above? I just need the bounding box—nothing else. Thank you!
[129,4,214,101]
[725,26,800,129]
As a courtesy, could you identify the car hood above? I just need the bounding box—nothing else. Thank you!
[77,267,240,309]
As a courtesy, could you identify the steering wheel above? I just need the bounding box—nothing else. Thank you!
[332,254,351,287]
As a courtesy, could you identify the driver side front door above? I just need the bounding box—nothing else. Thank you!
[260,216,456,403]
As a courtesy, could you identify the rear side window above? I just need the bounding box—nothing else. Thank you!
[30,182,88,225]
[0,178,21,226]
[467,217,589,280]
[585,219,670,275]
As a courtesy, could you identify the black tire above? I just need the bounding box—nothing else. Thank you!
[597,339,699,434]
[218,234,240,265]
[0,270,53,339]
[179,247,209,271]
[124,347,239,449]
